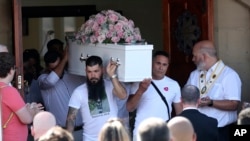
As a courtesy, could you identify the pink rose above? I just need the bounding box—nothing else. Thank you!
[75,9,142,44]
[97,34,106,43]
[108,13,119,23]
[90,35,97,43]
[124,36,132,43]
[96,14,106,25]
[111,36,120,43]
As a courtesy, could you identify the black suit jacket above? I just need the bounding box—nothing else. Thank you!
[179,109,218,141]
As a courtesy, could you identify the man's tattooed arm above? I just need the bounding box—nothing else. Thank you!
[66,107,78,133]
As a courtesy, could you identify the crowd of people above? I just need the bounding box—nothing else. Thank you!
[0,39,248,141]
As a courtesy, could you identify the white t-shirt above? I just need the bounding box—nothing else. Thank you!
[186,61,241,127]
[69,79,118,141]
[130,76,181,136]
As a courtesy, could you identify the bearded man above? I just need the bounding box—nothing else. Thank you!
[66,56,127,141]
[186,40,241,141]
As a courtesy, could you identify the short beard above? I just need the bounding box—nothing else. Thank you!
[87,76,106,101]
[197,61,206,71]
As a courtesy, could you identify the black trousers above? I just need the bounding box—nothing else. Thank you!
[218,123,236,141]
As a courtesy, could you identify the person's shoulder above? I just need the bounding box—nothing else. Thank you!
[74,83,86,91]
[223,65,240,75]
[2,85,18,93]
[164,76,176,82]
[220,65,241,82]
[178,111,186,116]
[188,69,200,76]
[71,84,86,97]
[199,111,218,124]
[205,116,218,127]
[164,76,180,85]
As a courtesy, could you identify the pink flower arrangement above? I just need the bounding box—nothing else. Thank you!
[75,10,142,44]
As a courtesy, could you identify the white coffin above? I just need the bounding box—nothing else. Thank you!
[68,40,153,82]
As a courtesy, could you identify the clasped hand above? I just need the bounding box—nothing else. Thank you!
[199,96,211,107]
[26,102,44,114]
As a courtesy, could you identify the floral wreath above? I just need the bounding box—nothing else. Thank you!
[75,10,142,44]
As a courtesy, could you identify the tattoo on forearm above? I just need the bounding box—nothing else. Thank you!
[66,107,78,132]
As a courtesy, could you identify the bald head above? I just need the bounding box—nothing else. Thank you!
[32,111,56,140]
[137,117,170,141]
[167,117,196,141]
[192,40,218,71]
[0,44,8,52]
[238,107,250,125]
[193,40,217,58]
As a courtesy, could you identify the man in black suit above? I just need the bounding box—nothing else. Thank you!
[178,85,218,141]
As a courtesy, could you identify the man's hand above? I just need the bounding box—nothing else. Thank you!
[138,78,151,93]
[106,60,118,78]
[26,102,44,116]
[199,96,212,107]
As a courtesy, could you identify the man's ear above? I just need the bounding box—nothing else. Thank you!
[193,132,197,141]
[197,98,201,103]
[30,126,35,136]
[196,98,201,106]
[8,68,15,75]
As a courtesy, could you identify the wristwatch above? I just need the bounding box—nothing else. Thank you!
[208,100,213,107]
[111,74,117,79]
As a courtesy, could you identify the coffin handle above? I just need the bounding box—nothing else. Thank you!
[110,57,121,66]
[80,54,90,62]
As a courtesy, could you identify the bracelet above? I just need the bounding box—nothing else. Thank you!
[111,74,117,79]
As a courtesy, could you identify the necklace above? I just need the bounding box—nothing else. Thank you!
[199,60,225,96]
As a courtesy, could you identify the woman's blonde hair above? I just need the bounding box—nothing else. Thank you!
[38,126,73,141]
[98,118,131,141]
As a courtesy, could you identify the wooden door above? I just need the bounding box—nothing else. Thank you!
[163,0,214,87]
[13,0,24,97]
